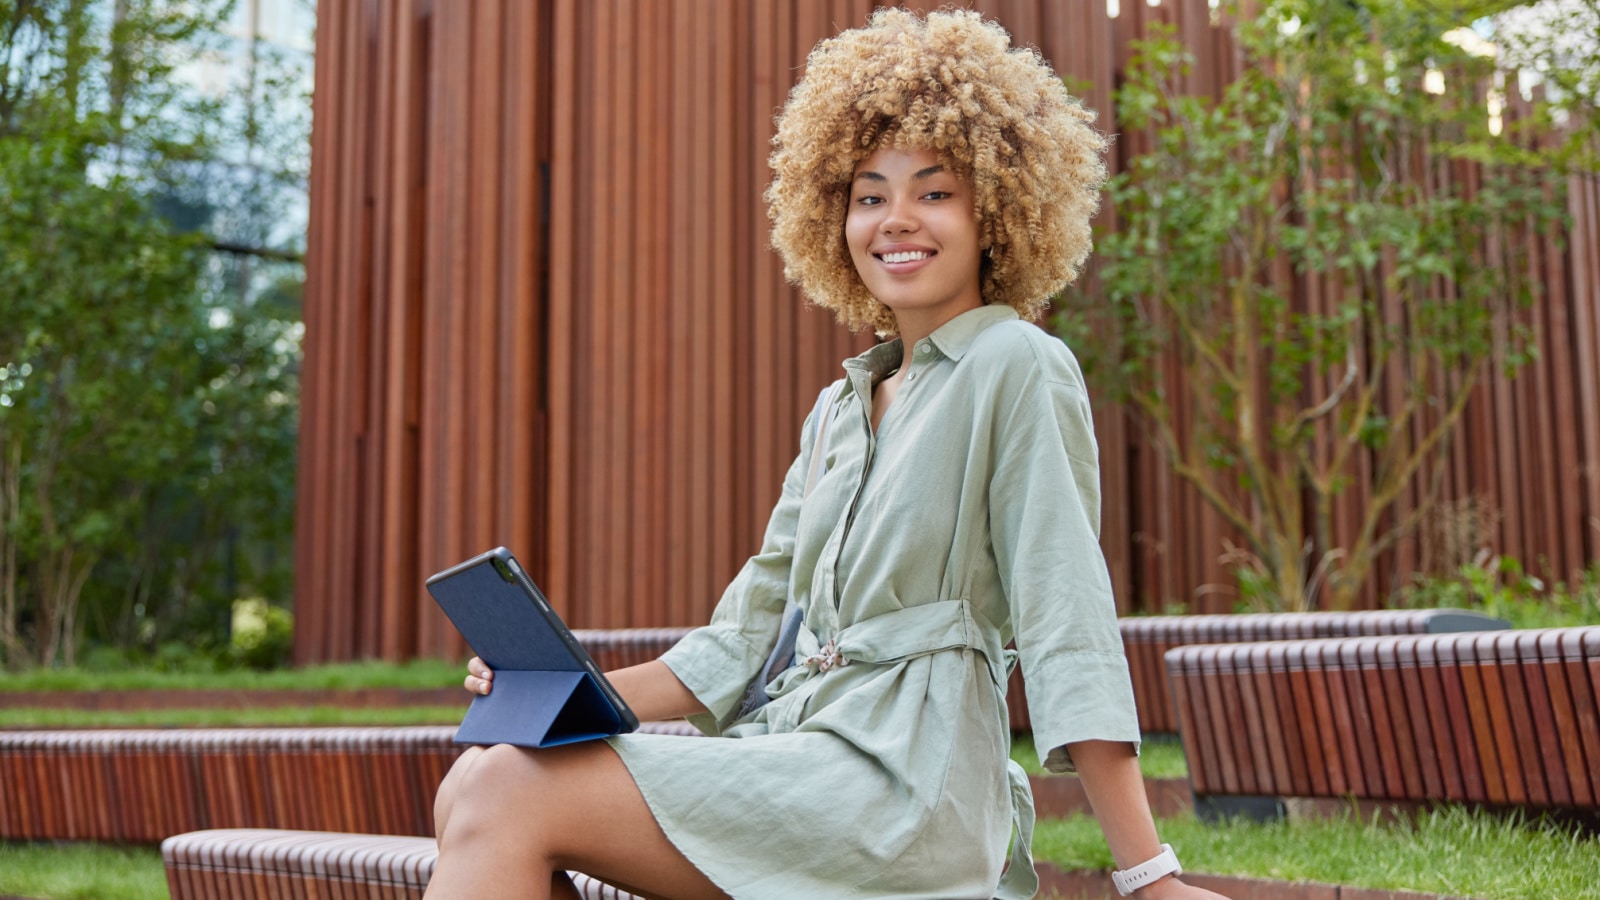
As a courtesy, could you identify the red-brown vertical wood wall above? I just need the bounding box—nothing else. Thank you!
[297,0,1600,663]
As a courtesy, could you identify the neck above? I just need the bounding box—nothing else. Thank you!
[891,301,982,354]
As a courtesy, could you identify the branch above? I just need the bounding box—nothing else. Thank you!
[1231,218,1298,543]
[1293,338,1362,430]
[1319,310,1388,487]
[1139,393,1274,565]
[210,239,305,264]
[1161,291,1245,396]
[1347,362,1482,570]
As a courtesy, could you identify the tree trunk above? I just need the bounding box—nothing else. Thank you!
[36,542,94,667]
[0,437,20,667]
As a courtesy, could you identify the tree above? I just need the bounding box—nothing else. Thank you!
[1056,0,1580,611]
[0,0,304,667]
[1492,0,1600,172]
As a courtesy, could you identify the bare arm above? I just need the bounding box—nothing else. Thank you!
[602,659,707,721]
[464,657,707,723]
[1068,739,1229,899]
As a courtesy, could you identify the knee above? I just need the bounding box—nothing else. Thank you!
[436,743,544,845]
[432,745,490,839]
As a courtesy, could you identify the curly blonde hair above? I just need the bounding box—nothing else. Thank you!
[766,8,1108,335]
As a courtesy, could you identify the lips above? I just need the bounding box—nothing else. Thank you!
[879,250,931,263]
[873,245,937,272]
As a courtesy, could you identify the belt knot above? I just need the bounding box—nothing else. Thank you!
[800,638,849,673]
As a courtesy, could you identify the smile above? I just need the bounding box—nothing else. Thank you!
[877,250,933,263]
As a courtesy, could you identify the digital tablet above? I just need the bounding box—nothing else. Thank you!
[426,547,640,747]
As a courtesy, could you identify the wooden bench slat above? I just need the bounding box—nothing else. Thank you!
[1355,639,1405,800]
[1249,644,1293,795]
[1322,643,1366,797]
[1166,646,1210,794]
[1171,625,1600,813]
[1394,638,1444,800]
[1286,643,1331,796]
[161,828,645,900]
[1509,631,1563,805]
[1264,644,1307,796]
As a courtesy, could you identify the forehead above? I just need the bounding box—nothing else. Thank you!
[851,145,952,178]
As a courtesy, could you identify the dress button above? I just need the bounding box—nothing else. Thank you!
[917,342,931,355]
[907,371,917,381]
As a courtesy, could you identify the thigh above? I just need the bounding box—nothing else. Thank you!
[441,741,729,900]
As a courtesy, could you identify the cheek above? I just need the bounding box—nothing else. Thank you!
[843,210,866,246]
[844,214,875,263]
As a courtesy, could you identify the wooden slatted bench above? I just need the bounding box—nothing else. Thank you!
[0,722,698,843]
[161,829,644,900]
[1166,625,1600,819]
[1114,609,1506,733]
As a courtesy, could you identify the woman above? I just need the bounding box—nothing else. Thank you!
[426,10,1225,900]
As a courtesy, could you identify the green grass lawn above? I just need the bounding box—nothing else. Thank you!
[1036,806,1600,900]
[0,659,464,693]
[6,805,1594,899]
[1010,731,1189,780]
[0,842,167,900]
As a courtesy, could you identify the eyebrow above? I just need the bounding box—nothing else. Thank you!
[853,164,948,183]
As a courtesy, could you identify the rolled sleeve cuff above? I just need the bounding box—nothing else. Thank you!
[1026,650,1142,774]
[660,624,761,736]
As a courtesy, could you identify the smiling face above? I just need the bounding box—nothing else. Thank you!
[845,145,984,336]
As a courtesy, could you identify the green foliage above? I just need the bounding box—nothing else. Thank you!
[228,596,293,669]
[1036,806,1600,900]
[0,657,466,691]
[1056,0,1580,611]
[0,841,167,900]
[1491,0,1600,174]
[1400,556,1600,628]
[0,0,306,668]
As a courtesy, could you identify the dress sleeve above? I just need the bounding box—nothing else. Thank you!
[658,403,814,735]
[989,363,1139,773]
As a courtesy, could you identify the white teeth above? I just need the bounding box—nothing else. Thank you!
[881,250,930,264]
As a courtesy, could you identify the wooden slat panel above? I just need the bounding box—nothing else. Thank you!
[297,0,1600,658]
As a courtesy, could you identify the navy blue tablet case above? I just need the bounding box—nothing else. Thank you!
[426,549,637,748]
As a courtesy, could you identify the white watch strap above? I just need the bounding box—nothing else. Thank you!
[1111,843,1181,896]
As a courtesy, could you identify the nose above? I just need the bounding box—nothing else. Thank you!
[880,195,918,234]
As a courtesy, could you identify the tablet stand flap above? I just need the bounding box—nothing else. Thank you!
[542,671,627,746]
[453,669,600,748]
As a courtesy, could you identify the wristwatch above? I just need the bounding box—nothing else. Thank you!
[1111,843,1182,896]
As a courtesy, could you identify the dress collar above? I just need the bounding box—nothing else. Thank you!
[922,304,1018,361]
[842,304,1020,380]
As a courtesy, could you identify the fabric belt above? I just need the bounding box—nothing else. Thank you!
[767,600,1040,900]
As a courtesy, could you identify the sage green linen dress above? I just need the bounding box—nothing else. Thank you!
[607,304,1139,900]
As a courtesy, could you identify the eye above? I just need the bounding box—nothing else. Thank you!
[854,194,883,206]
[923,190,953,201]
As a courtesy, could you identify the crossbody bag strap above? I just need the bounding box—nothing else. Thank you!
[734,384,838,719]
[802,384,837,497]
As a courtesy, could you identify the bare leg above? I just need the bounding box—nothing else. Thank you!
[426,742,728,900]
[433,745,487,838]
